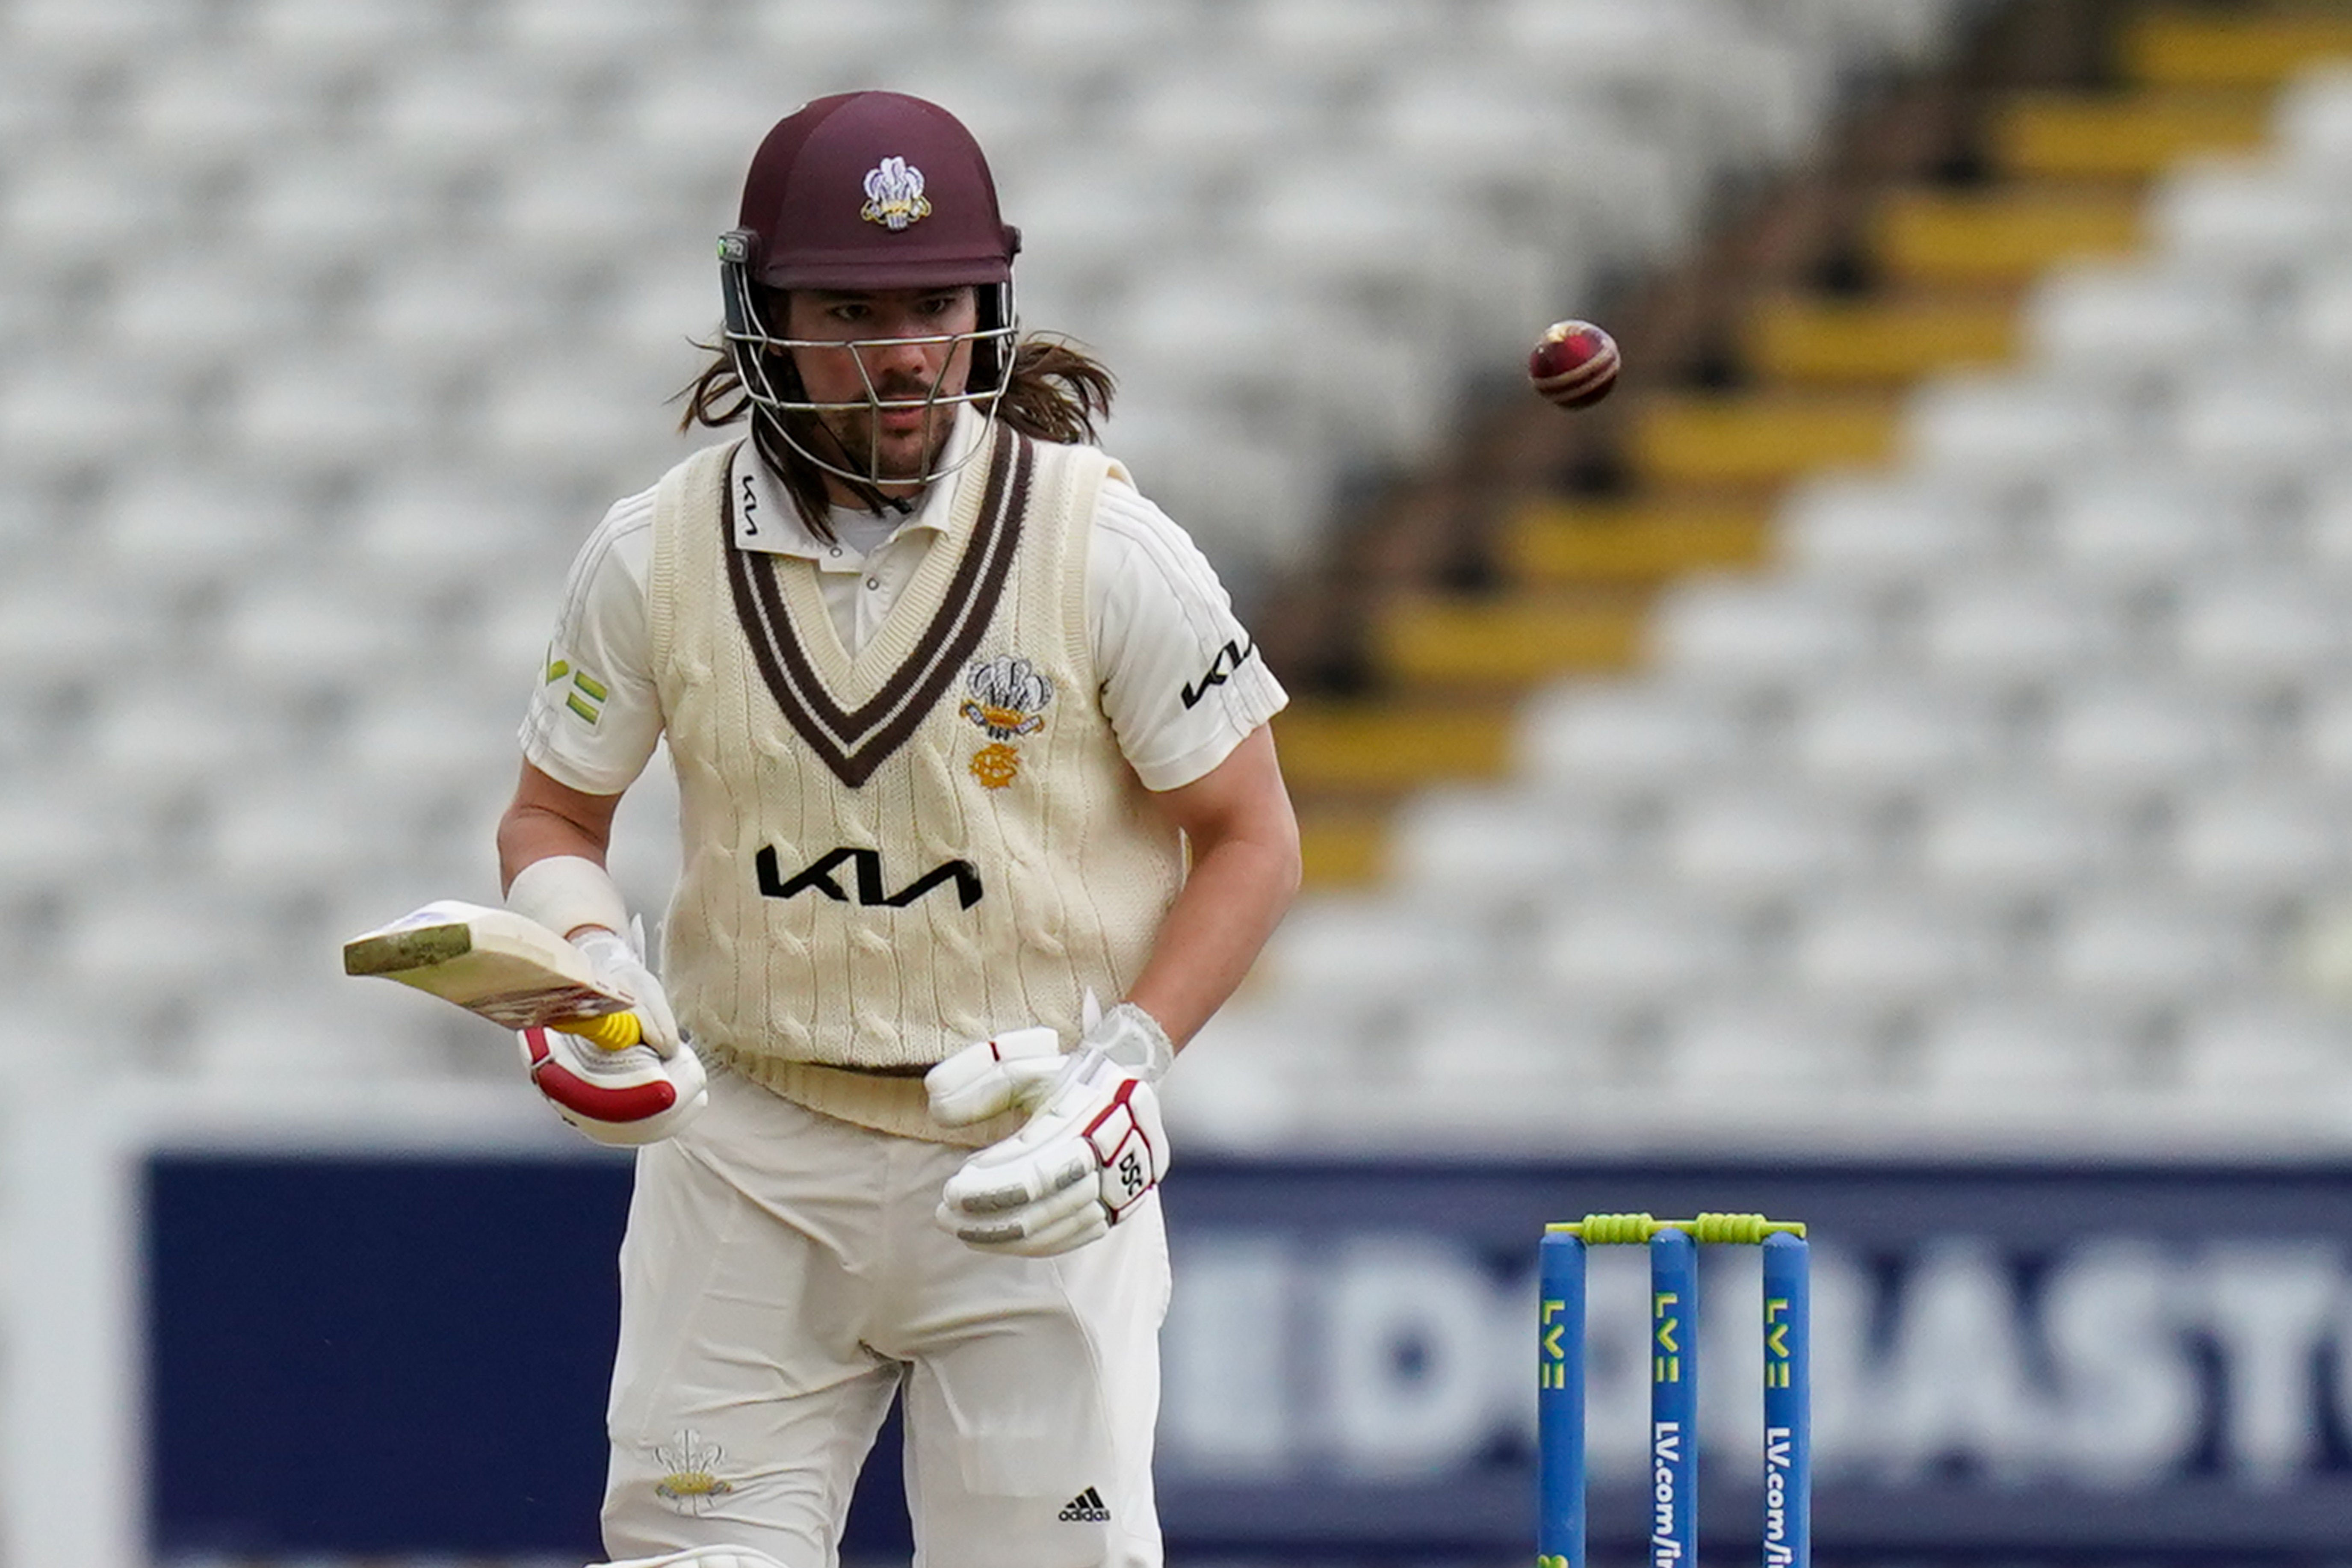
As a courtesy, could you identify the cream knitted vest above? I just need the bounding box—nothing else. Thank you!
[647,428,1187,1145]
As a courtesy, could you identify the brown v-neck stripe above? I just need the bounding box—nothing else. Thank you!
[723,426,1034,788]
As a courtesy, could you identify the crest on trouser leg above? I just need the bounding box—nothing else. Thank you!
[652,1428,736,1515]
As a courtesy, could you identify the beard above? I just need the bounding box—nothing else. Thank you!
[819,391,952,483]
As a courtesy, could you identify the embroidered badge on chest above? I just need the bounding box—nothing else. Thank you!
[960,653,1052,788]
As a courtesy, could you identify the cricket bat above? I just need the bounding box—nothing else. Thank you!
[343,899,643,1050]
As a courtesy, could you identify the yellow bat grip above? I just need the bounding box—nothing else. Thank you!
[551,1011,642,1051]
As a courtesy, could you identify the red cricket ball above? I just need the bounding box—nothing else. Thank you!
[1528,319,1621,409]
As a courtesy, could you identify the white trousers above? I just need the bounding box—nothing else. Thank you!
[600,1067,1170,1568]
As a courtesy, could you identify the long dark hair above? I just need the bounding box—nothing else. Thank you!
[675,305,1117,540]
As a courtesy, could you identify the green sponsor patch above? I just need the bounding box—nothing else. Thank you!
[547,653,608,726]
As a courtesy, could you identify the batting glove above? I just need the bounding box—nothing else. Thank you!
[518,1024,708,1147]
[927,1004,1174,1257]
[572,920,682,1060]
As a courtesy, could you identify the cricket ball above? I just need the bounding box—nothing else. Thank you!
[1528,319,1620,410]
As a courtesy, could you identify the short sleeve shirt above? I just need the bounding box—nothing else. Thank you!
[520,437,1287,797]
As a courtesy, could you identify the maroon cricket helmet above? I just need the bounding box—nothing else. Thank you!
[733,90,1021,290]
[715,91,1023,491]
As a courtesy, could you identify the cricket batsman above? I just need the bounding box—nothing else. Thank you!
[493,91,1300,1568]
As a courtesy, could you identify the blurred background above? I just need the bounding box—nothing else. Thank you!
[12,0,2352,1563]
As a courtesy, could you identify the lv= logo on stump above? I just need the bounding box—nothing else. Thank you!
[961,653,1052,788]
[1538,1213,1812,1568]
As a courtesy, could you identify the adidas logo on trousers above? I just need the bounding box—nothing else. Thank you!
[1058,1486,1110,1522]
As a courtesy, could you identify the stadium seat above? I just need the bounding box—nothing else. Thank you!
[1786,892,2008,1008]
[2174,998,2352,1096]
[1911,783,2140,901]
[2172,568,2352,689]
[1255,894,1494,1016]
[350,252,567,370]
[1383,784,1629,904]
[1777,472,2017,582]
[2026,261,2266,378]
[1398,998,1628,1111]
[2039,679,2260,795]
[233,0,422,62]
[1786,677,2012,794]
[2272,62,2352,169]
[1905,372,2140,478]
[482,0,702,60]
[1656,997,1882,1096]
[230,154,434,263]
[2041,891,2268,1007]
[106,254,322,369]
[1650,574,1886,689]
[1658,783,1875,899]
[89,469,309,592]
[2167,780,2352,896]
[2039,467,2257,583]
[1532,893,1759,1007]
[1911,572,2136,686]
[1,0,194,60]
[1516,679,1753,794]
[2167,366,2352,478]
[1912,995,2142,1097]
[2151,157,2352,272]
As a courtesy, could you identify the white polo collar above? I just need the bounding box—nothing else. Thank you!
[729,406,987,568]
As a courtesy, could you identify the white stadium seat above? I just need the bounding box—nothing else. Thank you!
[349,252,567,369]
[232,0,423,62]
[1651,574,1885,688]
[1786,892,2007,1008]
[2039,467,2259,584]
[225,356,437,469]
[1,0,195,60]
[2290,685,2352,781]
[2175,999,2352,1096]
[1397,999,1626,1108]
[2272,64,2352,173]
[1655,998,1881,1095]
[1912,996,2140,1097]
[2040,892,2266,1007]
[1255,894,1494,1015]
[2282,262,2352,366]
[1777,472,2018,581]
[1905,372,2139,478]
[1911,784,2139,901]
[1516,678,1752,794]
[90,470,309,591]
[230,154,436,261]
[105,254,323,368]
[1657,783,1874,898]
[2026,263,2266,379]
[0,565,173,694]
[1785,677,2012,793]
[367,58,580,168]
[2167,366,2352,478]
[482,0,702,59]
[1531,894,1758,1006]
[2171,568,2352,688]
[2166,780,2352,896]
[0,354,185,470]
[1383,784,1628,904]
[2151,157,2352,274]
[1910,573,2135,686]
[2039,680,2261,795]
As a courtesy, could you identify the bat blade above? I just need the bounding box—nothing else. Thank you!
[343,899,636,1037]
